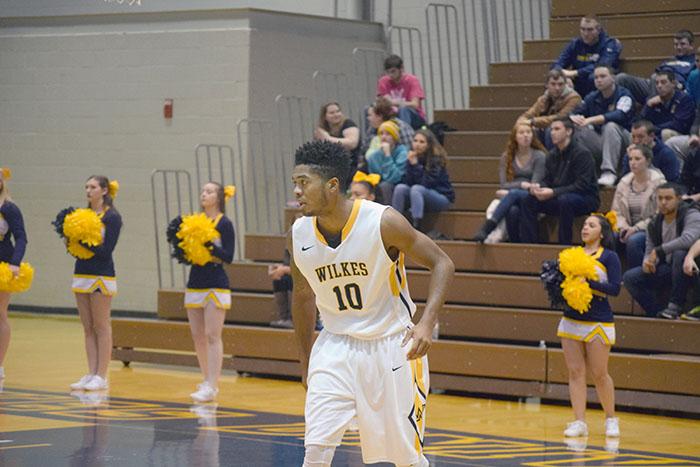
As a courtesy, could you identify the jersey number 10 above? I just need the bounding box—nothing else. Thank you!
[332,283,363,311]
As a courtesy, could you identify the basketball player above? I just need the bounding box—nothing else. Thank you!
[289,140,454,466]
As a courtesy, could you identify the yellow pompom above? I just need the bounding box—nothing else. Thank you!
[0,262,34,293]
[0,264,12,286]
[606,211,619,232]
[224,185,236,202]
[63,208,103,249]
[1,168,11,181]
[176,213,221,266]
[561,276,593,314]
[67,239,95,260]
[109,180,119,199]
[558,246,599,281]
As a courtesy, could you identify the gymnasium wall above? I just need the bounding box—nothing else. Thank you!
[0,7,383,313]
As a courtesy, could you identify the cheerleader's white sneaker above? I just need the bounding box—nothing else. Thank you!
[191,382,218,403]
[605,417,620,437]
[564,420,588,437]
[83,375,108,391]
[70,374,94,390]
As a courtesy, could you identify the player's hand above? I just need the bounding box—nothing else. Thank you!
[9,264,19,277]
[402,322,433,360]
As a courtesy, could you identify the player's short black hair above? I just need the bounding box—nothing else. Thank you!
[294,140,353,191]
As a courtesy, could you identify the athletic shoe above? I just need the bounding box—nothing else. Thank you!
[681,306,700,321]
[70,374,94,390]
[605,417,620,437]
[658,304,680,320]
[191,382,218,403]
[83,375,108,391]
[597,172,616,187]
[564,420,588,437]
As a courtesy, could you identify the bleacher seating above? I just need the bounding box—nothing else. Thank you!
[112,0,700,413]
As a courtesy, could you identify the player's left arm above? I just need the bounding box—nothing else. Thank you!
[380,208,455,360]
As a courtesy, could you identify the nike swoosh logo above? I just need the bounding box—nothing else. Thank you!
[392,365,403,372]
[301,245,314,251]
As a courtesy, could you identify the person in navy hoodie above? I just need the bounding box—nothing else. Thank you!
[619,120,680,182]
[552,15,622,99]
[391,128,454,232]
[0,168,27,381]
[617,30,697,105]
[569,65,634,186]
[641,70,697,142]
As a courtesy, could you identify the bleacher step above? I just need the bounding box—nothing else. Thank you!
[550,0,700,18]
[523,33,699,61]
[490,57,662,85]
[550,11,700,38]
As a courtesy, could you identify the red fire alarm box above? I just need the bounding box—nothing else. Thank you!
[164,99,173,119]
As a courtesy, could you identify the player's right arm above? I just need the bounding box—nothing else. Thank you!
[288,230,317,389]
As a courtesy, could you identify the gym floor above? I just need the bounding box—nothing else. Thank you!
[2,313,699,466]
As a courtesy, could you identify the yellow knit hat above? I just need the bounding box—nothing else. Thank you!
[378,120,400,142]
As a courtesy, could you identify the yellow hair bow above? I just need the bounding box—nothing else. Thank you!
[591,211,618,233]
[224,185,236,201]
[108,180,119,199]
[1,168,11,181]
[352,171,381,186]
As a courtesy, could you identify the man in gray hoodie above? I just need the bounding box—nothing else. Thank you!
[623,183,700,318]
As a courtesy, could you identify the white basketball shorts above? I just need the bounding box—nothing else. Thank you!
[304,328,429,465]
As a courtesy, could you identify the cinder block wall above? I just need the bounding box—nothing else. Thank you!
[0,7,383,313]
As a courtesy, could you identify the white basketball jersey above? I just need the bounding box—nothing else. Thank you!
[292,199,416,339]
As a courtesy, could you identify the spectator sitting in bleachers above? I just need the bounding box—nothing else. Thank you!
[619,120,680,182]
[517,69,582,149]
[349,172,378,201]
[518,117,600,245]
[376,54,426,130]
[623,183,700,319]
[361,97,415,160]
[616,30,697,106]
[679,144,700,202]
[391,128,454,231]
[640,71,696,142]
[666,47,700,165]
[473,122,546,243]
[268,250,293,329]
[314,102,361,170]
[552,14,622,99]
[611,144,666,269]
[366,120,408,204]
[569,65,634,187]
[681,238,700,321]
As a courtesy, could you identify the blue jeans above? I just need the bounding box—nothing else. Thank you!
[491,189,529,224]
[518,192,599,244]
[622,249,691,316]
[616,230,646,270]
[397,106,426,130]
[392,184,451,221]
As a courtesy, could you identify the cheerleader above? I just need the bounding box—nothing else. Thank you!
[558,213,621,438]
[70,175,122,392]
[0,168,28,380]
[186,182,235,403]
